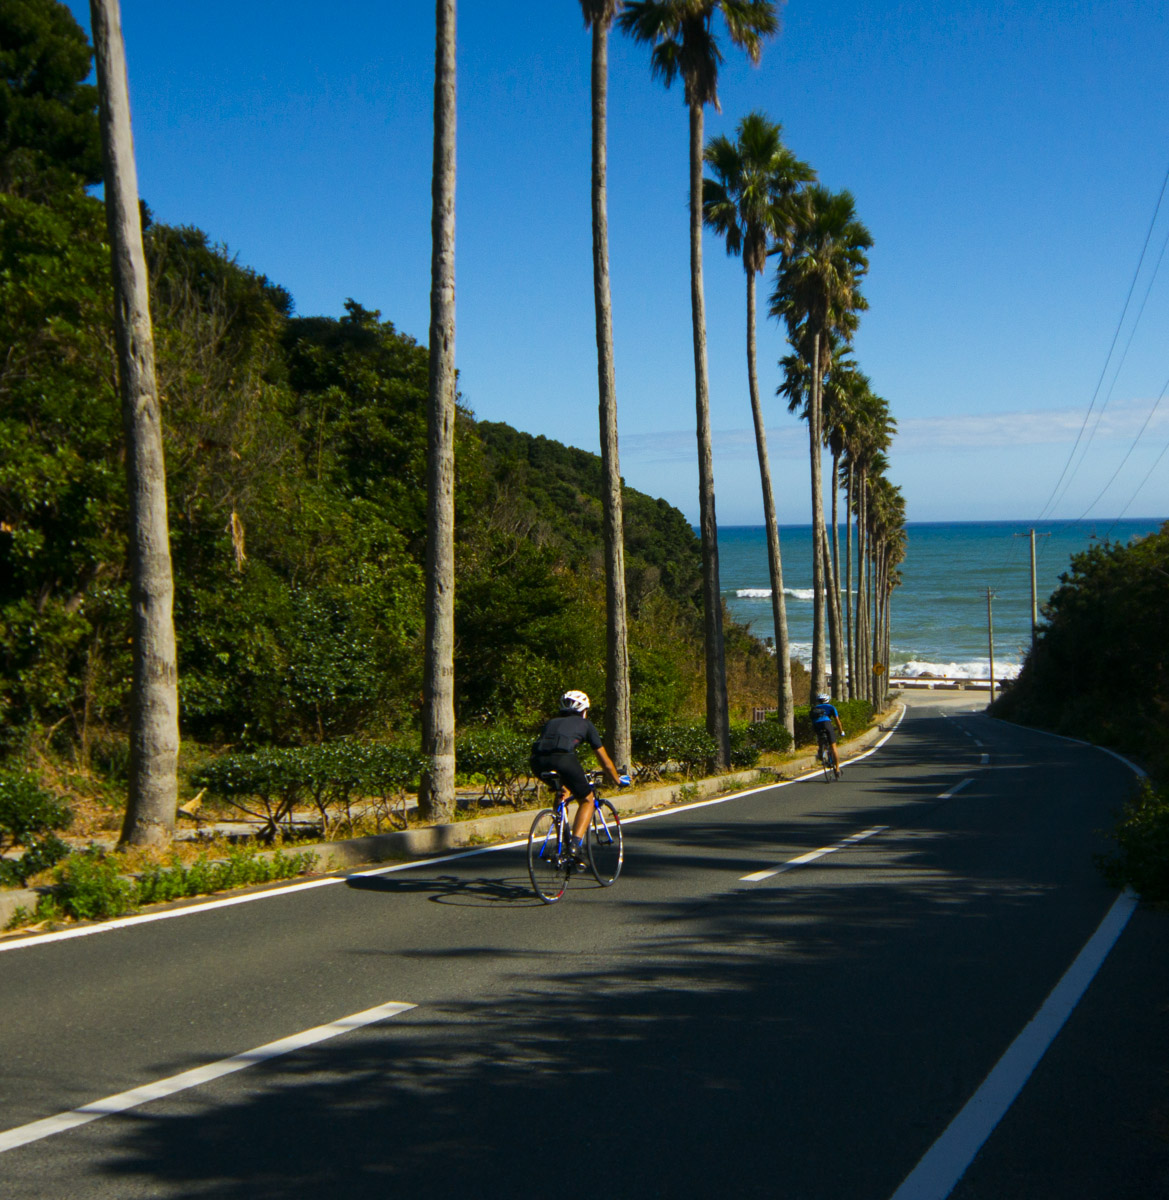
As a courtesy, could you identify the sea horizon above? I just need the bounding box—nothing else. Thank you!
[711,516,1166,681]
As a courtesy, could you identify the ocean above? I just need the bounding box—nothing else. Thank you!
[718,518,1165,680]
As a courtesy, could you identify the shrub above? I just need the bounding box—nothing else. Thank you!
[0,769,73,887]
[456,730,535,805]
[728,724,760,770]
[632,723,718,780]
[53,848,137,920]
[1097,782,1169,902]
[192,742,424,837]
[746,718,794,755]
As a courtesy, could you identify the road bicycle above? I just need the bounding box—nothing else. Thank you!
[527,769,624,903]
[815,728,841,782]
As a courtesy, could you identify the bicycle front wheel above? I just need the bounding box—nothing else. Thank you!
[587,799,623,886]
[528,808,568,903]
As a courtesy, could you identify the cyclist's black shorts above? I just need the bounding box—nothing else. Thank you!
[814,722,837,746]
[530,750,593,801]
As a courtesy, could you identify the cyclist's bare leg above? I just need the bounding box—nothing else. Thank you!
[571,793,596,842]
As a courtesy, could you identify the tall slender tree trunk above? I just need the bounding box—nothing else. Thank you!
[689,100,729,770]
[828,449,845,691]
[746,271,793,737]
[808,331,827,697]
[844,462,854,700]
[91,0,179,849]
[857,471,869,702]
[420,0,457,822]
[589,18,631,771]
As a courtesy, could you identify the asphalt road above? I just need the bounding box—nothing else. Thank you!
[1,700,1165,1199]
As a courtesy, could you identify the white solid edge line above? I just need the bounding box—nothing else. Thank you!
[3,708,913,955]
[887,888,1138,1200]
[983,718,1149,780]
[0,1000,415,1155]
[740,825,889,883]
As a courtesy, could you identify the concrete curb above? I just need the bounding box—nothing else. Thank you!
[0,705,903,929]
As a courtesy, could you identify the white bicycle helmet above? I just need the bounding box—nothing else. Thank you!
[560,689,590,713]
[815,693,830,703]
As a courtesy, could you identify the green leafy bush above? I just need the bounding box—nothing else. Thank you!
[53,848,136,920]
[0,769,73,887]
[746,718,794,755]
[1098,782,1169,902]
[456,730,534,805]
[193,742,424,837]
[728,724,761,770]
[632,723,718,780]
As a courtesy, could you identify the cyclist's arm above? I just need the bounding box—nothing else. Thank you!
[595,745,622,787]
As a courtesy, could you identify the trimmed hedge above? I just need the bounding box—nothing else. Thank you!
[456,730,533,805]
[631,723,718,780]
[192,742,424,837]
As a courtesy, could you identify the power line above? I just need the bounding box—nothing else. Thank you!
[1035,158,1169,522]
[1067,221,1169,502]
[1074,371,1169,521]
[1105,431,1169,537]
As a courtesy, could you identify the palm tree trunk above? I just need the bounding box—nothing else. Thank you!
[808,331,827,697]
[857,471,870,702]
[420,0,457,822]
[746,270,793,738]
[829,448,845,691]
[589,17,631,771]
[844,462,854,700]
[91,0,179,849]
[689,100,730,770]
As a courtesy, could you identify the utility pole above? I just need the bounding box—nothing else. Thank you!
[986,587,996,704]
[1013,528,1051,653]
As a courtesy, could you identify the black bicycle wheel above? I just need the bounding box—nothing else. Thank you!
[587,799,623,885]
[528,808,568,903]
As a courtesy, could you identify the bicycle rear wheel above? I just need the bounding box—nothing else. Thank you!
[528,808,568,903]
[587,799,623,885]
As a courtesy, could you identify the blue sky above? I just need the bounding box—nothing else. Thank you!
[65,0,1169,524]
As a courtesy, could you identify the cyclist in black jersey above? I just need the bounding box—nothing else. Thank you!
[530,690,629,862]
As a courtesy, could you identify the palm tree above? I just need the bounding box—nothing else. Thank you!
[420,0,457,822]
[703,112,812,739]
[837,378,888,697]
[90,0,180,847]
[581,0,631,771]
[771,185,872,697]
[620,0,779,769]
[821,352,866,695]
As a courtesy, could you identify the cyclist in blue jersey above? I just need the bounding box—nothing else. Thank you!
[810,693,846,774]
[530,690,629,864]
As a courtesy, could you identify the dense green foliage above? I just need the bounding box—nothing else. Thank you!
[1097,782,1169,903]
[992,524,1169,778]
[0,767,72,884]
[0,0,785,825]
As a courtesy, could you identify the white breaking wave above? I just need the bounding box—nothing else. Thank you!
[895,659,1022,681]
[736,587,816,601]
